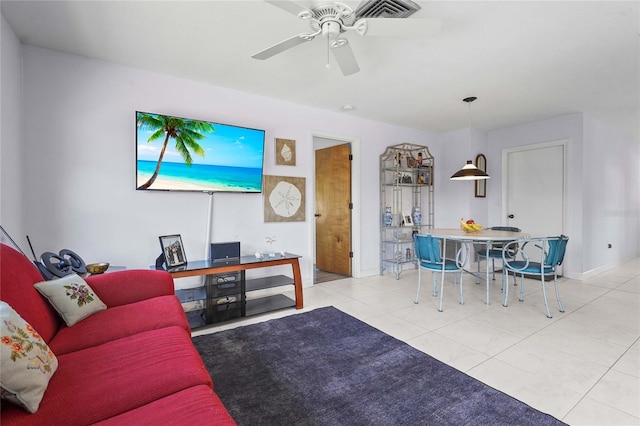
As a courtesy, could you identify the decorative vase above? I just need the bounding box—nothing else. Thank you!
[384,207,392,227]
[412,207,422,227]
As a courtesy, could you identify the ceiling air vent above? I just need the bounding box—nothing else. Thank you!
[355,0,421,19]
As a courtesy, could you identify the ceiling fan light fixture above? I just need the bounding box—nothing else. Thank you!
[255,0,437,76]
[322,20,341,39]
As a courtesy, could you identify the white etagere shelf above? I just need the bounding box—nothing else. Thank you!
[379,143,434,279]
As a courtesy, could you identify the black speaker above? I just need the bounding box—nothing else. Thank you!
[210,241,240,262]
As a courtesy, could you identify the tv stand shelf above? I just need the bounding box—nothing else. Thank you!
[246,274,296,317]
[246,293,295,317]
[246,274,294,291]
[161,253,302,328]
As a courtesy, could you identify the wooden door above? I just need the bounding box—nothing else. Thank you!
[315,144,351,276]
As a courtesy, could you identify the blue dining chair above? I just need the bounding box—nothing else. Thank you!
[501,235,569,318]
[413,234,466,312]
[476,226,521,281]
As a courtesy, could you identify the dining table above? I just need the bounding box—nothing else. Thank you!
[426,228,529,305]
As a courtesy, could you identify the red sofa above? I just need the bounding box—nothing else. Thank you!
[0,243,235,425]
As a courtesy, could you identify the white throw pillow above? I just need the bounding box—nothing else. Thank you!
[34,274,107,326]
[0,301,58,413]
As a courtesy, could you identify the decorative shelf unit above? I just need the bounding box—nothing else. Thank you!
[380,143,434,279]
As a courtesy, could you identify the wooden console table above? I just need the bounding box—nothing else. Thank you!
[158,253,303,327]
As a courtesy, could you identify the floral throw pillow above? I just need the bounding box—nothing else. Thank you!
[34,274,107,326]
[1,301,58,413]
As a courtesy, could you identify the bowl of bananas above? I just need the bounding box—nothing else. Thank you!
[460,218,483,233]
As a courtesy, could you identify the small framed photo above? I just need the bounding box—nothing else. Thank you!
[402,212,413,226]
[159,234,187,268]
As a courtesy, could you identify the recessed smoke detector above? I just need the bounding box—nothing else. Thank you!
[355,0,421,19]
[341,104,356,112]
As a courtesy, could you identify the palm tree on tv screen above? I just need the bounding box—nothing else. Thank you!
[137,112,214,189]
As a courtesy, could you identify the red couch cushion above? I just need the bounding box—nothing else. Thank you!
[86,269,175,307]
[49,295,189,355]
[1,326,213,425]
[93,385,236,425]
[0,244,60,343]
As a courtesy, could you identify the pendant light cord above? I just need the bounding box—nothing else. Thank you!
[463,96,477,159]
[326,35,330,69]
[468,100,471,159]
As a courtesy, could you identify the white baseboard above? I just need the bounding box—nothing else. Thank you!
[569,257,633,281]
[358,268,381,278]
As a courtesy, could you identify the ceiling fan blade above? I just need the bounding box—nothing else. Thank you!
[363,17,442,37]
[331,39,360,76]
[252,33,316,60]
[264,0,310,17]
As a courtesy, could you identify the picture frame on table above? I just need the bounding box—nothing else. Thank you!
[159,234,187,268]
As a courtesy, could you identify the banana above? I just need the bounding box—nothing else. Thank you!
[459,219,473,232]
[460,219,482,232]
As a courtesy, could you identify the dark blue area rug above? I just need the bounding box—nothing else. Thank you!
[193,306,564,426]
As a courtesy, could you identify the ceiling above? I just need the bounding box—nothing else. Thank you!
[2,0,639,141]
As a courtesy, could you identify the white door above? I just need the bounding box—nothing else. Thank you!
[503,141,565,238]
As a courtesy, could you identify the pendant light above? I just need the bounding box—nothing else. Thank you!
[450,97,490,181]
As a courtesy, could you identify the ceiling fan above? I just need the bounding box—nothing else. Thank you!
[252,0,441,76]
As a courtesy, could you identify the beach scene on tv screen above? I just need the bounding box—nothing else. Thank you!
[136,112,265,192]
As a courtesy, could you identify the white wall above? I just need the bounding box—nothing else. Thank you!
[0,15,24,245]
[582,113,640,274]
[13,44,435,286]
[488,113,640,278]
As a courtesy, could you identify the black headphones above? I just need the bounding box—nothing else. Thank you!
[40,249,86,278]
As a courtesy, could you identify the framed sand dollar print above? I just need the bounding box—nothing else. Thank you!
[263,175,306,222]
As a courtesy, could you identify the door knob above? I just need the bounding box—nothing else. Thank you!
[508,214,515,219]
[314,213,321,217]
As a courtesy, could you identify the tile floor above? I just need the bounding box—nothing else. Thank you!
[193,258,640,426]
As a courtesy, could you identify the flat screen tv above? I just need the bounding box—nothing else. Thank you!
[136,111,265,193]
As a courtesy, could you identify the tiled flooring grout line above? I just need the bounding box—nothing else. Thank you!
[561,335,640,422]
